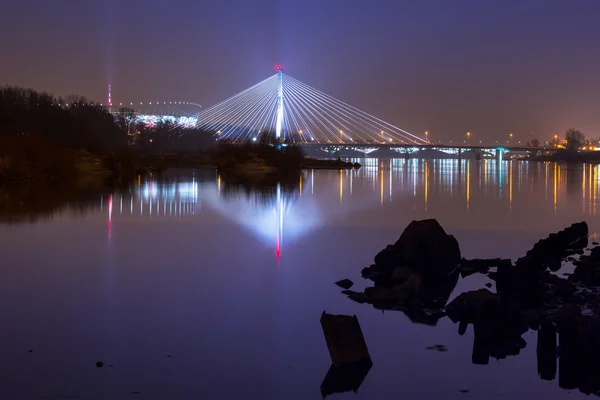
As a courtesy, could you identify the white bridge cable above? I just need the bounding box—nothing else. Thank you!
[283,80,346,143]
[198,75,276,121]
[282,81,334,143]
[229,86,278,142]
[200,78,277,142]
[285,75,427,144]
[285,75,428,144]
[246,92,279,142]
[283,77,342,142]
[284,77,382,143]
[199,78,276,138]
[219,82,276,142]
[192,72,427,145]
[285,77,389,143]
[198,77,275,133]
[199,79,274,128]
[233,85,279,142]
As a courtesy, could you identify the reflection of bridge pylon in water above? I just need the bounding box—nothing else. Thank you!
[276,183,284,261]
[207,176,300,261]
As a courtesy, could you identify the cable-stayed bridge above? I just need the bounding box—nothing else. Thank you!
[197,67,429,145]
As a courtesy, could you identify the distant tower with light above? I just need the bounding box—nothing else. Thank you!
[275,65,284,141]
[107,84,113,112]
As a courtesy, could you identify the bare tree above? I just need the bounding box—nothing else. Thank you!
[565,129,585,150]
[115,107,136,135]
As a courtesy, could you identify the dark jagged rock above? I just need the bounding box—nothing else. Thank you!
[569,246,600,286]
[335,279,354,290]
[515,221,588,271]
[363,219,461,282]
[320,312,371,366]
[393,219,461,278]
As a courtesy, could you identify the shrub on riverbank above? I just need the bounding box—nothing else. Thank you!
[212,143,305,172]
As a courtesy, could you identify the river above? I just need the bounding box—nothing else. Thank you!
[1,158,599,399]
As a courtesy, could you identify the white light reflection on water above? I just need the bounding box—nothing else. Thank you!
[98,160,600,257]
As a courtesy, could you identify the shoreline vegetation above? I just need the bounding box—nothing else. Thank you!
[0,86,360,186]
[0,85,596,187]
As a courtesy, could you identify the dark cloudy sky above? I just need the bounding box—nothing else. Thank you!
[1,0,599,142]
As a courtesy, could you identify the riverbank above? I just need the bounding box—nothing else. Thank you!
[138,146,362,173]
[302,157,361,169]
[529,150,600,163]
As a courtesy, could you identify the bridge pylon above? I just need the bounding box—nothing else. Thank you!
[275,65,284,141]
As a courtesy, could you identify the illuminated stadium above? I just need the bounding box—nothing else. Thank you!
[106,85,201,128]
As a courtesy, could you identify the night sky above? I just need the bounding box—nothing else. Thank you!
[1,0,599,142]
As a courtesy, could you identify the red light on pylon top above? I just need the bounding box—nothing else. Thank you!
[275,65,282,71]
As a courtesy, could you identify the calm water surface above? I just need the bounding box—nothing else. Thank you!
[2,159,600,399]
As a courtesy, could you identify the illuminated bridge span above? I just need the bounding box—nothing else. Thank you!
[197,66,429,145]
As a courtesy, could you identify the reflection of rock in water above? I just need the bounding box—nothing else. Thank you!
[320,360,372,398]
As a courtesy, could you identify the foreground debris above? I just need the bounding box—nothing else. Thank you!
[320,312,371,365]
[320,312,372,397]
[339,219,600,396]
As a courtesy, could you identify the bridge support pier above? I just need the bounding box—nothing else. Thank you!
[404,152,410,160]
[458,148,462,159]
[496,149,503,161]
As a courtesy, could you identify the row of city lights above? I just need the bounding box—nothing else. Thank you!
[114,101,201,107]
[52,101,201,108]
[216,126,570,146]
